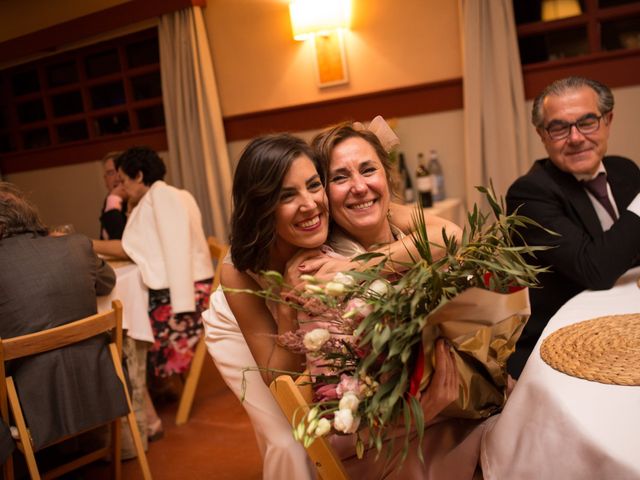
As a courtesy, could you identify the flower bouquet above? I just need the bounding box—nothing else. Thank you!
[240,185,550,460]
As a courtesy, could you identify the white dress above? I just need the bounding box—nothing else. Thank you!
[202,272,315,480]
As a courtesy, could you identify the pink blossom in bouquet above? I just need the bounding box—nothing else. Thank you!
[314,383,339,402]
[336,373,361,397]
[343,297,372,322]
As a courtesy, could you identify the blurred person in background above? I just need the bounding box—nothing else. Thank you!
[100,151,128,240]
[93,146,213,442]
[0,181,128,463]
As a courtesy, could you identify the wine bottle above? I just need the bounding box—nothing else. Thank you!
[415,152,433,208]
[398,152,415,204]
[428,149,445,202]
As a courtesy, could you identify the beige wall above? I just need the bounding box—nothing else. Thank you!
[10,82,640,236]
[2,0,640,236]
[204,0,461,115]
[228,84,640,205]
[4,151,172,237]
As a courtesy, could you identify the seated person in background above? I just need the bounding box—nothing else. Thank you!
[93,146,214,442]
[506,76,640,378]
[0,181,129,451]
[100,151,128,240]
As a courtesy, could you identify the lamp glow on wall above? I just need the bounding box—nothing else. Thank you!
[289,0,351,88]
[541,0,581,21]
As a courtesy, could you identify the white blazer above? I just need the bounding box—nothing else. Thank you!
[122,181,213,313]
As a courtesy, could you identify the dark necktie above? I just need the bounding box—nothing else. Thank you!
[582,172,618,220]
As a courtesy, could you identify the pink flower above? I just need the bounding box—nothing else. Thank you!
[314,383,339,401]
[336,374,360,398]
[343,298,372,322]
[276,331,306,353]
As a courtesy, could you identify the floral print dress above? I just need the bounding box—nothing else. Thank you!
[147,278,212,378]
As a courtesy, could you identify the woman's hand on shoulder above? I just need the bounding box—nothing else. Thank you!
[286,248,334,282]
[310,257,356,281]
[291,248,354,282]
[419,339,458,424]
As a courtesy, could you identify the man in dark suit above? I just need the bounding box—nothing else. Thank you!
[506,77,640,378]
[0,182,129,451]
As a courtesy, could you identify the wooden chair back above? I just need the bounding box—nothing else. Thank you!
[207,236,227,290]
[175,236,229,426]
[0,300,152,480]
[270,373,350,480]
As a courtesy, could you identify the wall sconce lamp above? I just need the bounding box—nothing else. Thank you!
[289,0,351,88]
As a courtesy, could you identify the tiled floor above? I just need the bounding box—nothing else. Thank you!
[82,358,262,479]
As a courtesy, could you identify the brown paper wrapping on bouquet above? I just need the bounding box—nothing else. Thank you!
[420,287,530,418]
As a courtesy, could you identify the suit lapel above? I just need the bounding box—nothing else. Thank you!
[604,157,635,210]
[543,160,603,238]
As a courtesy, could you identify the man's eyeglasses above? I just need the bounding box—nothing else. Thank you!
[544,113,607,141]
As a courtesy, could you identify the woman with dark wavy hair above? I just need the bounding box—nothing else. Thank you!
[203,134,328,480]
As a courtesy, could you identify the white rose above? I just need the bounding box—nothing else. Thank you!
[305,284,324,294]
[324,281,345,296]
[303,328,331,351]
[367,279,390,297]
[332,272,355,287]
[333,408,361,434]
[314,418,331,437]
[338,392,360,412]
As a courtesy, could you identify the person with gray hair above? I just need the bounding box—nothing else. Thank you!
[506,76,640,378]
[100,151,128,239]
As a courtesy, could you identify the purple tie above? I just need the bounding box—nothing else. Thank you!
[582,172,618,220]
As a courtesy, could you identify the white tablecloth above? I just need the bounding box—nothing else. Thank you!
[481,266,640,479]
[97,262,154,344]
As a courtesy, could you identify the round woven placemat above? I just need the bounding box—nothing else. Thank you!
[540,313,640,386]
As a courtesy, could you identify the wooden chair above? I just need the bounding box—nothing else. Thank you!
[270,373,350,480]
[175,236,228,425]
[0,300,152,480]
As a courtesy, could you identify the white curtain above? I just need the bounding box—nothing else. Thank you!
[458,0,530,210]
[158,6,232,240]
